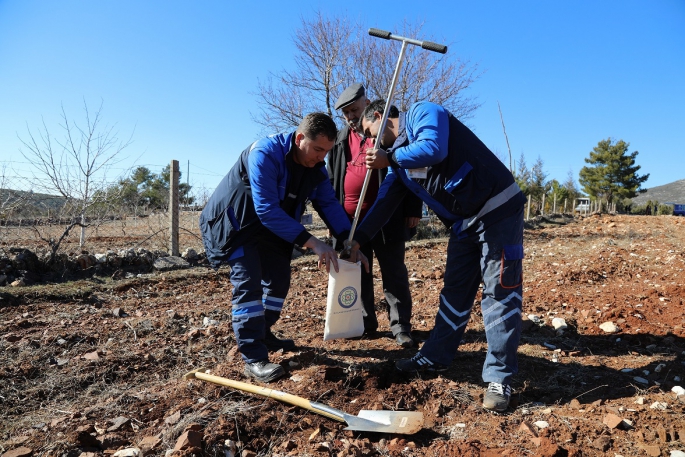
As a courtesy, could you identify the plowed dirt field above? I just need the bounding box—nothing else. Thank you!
[2,214,685,457]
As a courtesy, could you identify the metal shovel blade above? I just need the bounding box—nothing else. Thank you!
[343,409,424,434]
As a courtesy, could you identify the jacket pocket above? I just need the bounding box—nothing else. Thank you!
[444,162,473,193]
[209,206,240,251]
[500,244,523,289]
[440,162,491,216]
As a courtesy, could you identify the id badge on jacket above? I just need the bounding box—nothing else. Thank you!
[407,167,428,179]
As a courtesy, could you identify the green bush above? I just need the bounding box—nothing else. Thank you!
[629,201,673,215]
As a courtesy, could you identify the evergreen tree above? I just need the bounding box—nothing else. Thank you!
[159,164,194,208]
[530,156,549,203]
[520,156,550,214]
[562,169,581,211]
[579,138,648,204]
[107,165,194,213]
[514,152,531,195]
[548,179,568,213]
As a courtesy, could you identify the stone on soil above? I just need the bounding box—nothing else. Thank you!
[107,416,130,432]
[112,448,140,457]
[1,447,33,457]
[138,436,161,451]
[153,256,189,271]
[602,413,623,429]
[173,430,202,451]
[599,322,619,333]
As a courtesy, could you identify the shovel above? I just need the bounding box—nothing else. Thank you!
[183,369,423,434]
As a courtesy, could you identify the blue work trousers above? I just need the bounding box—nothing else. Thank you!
[226,238,292,363]
[419,207,524,384]
[360,234,413,335]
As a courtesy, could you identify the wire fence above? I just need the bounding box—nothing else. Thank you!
[0,161,216,256]
[0,210,206,256]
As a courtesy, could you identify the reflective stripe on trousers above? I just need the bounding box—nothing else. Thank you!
[419,206,524,384]
[227,240,291,363]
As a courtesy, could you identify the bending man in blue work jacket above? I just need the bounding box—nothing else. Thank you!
[200,113,368,383]
[346,100,525,412]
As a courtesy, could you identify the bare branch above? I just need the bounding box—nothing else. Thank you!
[498,102,513,173]
[251,13,481,132]
[18,100,134,251]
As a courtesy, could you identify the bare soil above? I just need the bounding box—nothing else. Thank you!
[2,214,685,457]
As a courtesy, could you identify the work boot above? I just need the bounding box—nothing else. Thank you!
[264,330,295,352]
[244,360,285,383]
[395,353,448,373]
[395,332,414,348]
[482,382,512,412]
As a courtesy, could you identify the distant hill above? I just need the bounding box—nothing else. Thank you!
[0,188,66,213]
[630,179,685,205]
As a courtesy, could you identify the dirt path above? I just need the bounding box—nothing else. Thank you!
[1,214,684,456]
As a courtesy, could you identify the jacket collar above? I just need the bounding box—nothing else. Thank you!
[388,112,408,153]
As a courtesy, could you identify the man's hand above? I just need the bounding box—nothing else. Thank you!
[365,147,390,169]
[341,240,370,273]
[304,236,340,273]
[405,216,420,229]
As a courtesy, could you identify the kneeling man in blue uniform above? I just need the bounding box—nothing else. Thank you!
[200,113,368,383]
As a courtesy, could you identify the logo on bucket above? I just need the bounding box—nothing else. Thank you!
[338,286,358,309]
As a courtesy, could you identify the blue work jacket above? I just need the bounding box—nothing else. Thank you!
[200,132,351,268]
[356,101,526,245]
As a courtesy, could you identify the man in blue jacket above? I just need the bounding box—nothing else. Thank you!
[347,100,525,412]
[200,112,368,383]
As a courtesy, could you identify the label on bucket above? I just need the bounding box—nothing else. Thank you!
[323,259,364,341]
[338,286,358,308]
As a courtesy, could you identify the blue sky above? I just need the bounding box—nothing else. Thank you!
[1,0,683,198]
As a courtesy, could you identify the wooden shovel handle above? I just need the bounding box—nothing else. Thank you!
[184,369,345,422]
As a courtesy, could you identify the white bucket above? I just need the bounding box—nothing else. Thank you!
[323,259,364,341]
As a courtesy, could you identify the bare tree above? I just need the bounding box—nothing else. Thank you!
[19,100,133,258]
[252,13,481,132]
[252,12,353,131]
[355,19,480,117]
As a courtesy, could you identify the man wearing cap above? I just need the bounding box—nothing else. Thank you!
[327,83,422,348]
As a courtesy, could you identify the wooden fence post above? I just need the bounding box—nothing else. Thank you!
[169,159,180,256]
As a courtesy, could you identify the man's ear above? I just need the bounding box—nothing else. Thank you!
[374,111,382,121]
[295,132,305,147]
